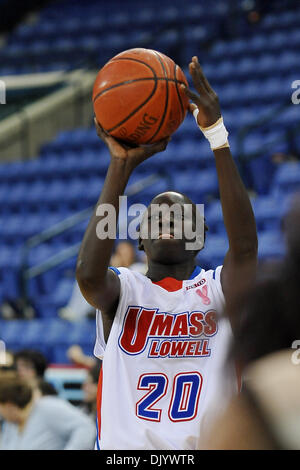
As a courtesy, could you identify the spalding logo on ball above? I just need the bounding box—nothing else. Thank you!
[92,48,189,145]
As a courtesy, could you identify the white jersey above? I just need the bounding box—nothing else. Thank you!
[94,265,238,450]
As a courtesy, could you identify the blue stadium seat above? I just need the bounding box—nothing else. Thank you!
[252,196,282,231]
[199,234,228,268]
[267,31,288,52]
[205,201,225,234]
[0,248,21,299]
[257,230,285,260]
[273,162,300,194]
[246,34,267,54]
[287,28,300,47]
[0,320,30,350]
[255,55,278,78]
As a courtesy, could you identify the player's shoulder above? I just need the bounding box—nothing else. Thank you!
[108,266,148,287]
[194,265,223,284]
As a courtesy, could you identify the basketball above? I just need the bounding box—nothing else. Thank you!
[92,48,189,145]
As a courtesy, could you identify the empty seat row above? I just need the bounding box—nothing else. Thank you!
[0,318,96,363]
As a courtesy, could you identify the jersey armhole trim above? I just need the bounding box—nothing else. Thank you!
[108,266,121,276]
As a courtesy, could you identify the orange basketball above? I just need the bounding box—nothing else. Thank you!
[92,48,189,145]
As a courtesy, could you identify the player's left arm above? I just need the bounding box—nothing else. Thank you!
[183,57,258,332]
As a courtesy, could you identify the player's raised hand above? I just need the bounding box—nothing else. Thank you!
[182,56,221,129]
[94,118,169,169]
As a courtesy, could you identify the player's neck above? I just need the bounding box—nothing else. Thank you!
[146,260,196,282]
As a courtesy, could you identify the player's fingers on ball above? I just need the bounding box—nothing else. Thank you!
[195,63,214,94]
[190,58,213,94]
[145,138,169,158]
[188,64,207,95]
[94,117,111,139]
[189,103,197,113]
[181,85,202,106]
[149,140,168,155]
[94,116,102,130]
[94,118,105,137]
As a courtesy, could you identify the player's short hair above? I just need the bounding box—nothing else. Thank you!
[0,376,33,408]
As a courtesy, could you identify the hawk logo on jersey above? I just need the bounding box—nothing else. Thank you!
[195,285,211,305]
[118,306,218,357]
[186,278,211,305]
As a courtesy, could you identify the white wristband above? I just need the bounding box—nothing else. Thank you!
[193,108,229,150]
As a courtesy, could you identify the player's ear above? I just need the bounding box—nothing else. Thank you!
[137,223,144,251]
[138,235,144,252]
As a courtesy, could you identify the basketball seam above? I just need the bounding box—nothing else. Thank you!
[174,63,185,120]
[94,53,185,141]
[94,55,160,134]
[105,79,158,133]
[93,77,186,104]
[109,57,158,79]
[145,51,169,144]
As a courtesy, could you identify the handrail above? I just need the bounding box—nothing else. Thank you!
[20,172,172,301]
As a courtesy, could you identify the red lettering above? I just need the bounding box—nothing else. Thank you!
[119,307,156,354]
[149,340,160,357]
[185,341,197,356]
[171,314,188,336]
[194,341,203,356]
[149,314,173,336]
[202,339,211,356]
[160,340,171,357]
[204,311,218,336]
[170,341,188,357]
[189,312,204,336]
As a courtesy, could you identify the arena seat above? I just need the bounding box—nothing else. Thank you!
[252,196,282,231]
[205,201,225,234]
[273,162,300,194]
[257,230,286,260]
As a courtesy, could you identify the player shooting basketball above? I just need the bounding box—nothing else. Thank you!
[76,56,258,450]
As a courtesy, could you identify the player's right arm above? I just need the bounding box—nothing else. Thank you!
[76,119,169,320]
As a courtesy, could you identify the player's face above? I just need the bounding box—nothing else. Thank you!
[139,192,201,264]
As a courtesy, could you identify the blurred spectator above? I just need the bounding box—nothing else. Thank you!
[14,349,48,389]
[198,193,300,449]
[0,375,96,450]
[0,351,15,372]
[271,151,298,166]
[67,345,95,369]
[35,379,58,397]
[80,360,102,420]
[109,240,147,274]
[59,240,147,322]
[0,370,17,439]
[0,297,35,320]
